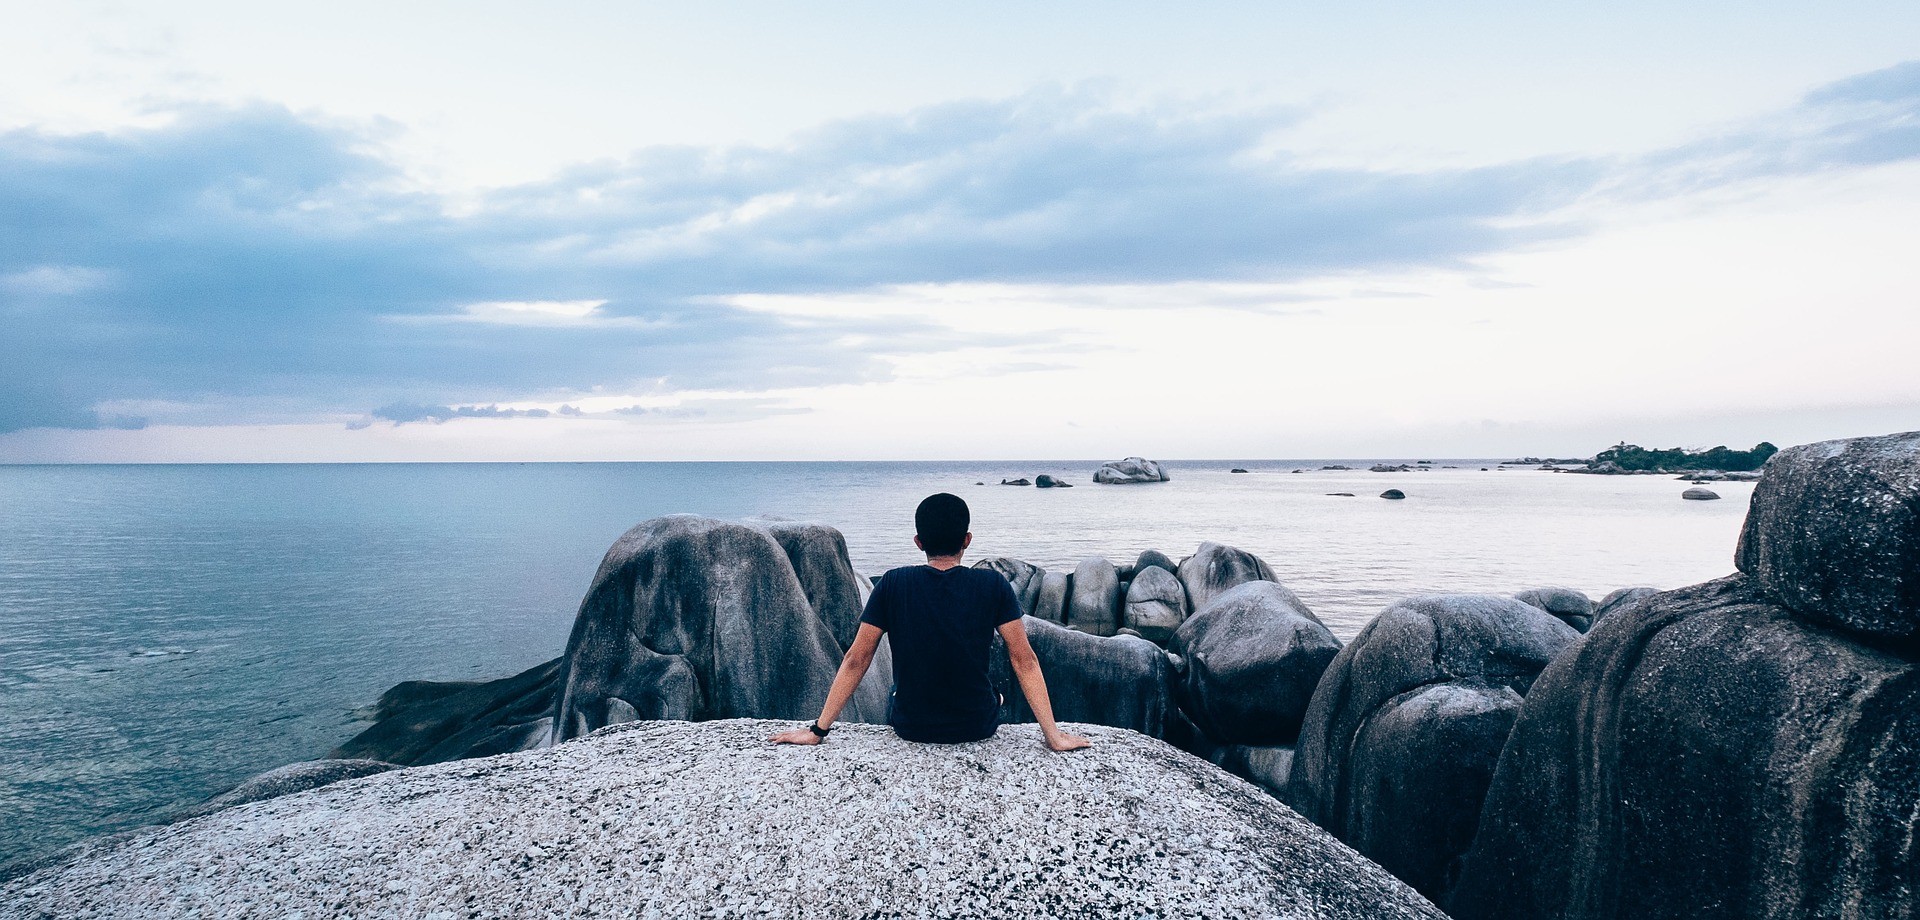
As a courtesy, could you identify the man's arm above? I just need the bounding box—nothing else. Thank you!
[769,623,885,745]
[998,618,1092,752]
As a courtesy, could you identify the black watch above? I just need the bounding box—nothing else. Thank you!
[807,722,831,739]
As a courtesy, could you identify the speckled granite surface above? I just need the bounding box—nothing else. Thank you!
[2,720,1443,919]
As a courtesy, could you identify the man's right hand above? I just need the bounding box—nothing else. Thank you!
[768,727,822,745]
[1045,731,1091,752]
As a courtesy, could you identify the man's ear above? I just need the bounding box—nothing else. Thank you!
[962,533,973,549]
[914,535,924,551]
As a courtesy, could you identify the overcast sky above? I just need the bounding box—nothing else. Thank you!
[3,2,1917,461]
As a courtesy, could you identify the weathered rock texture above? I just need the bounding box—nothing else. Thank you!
[1171,581,1340,746]
[1590,586,1658,625]
[994,617,1181,740]
[974,556,1045,616]
[1121,564,1188,644]
[1512,586,1596,633]
[1681,486,1720,500]
[1289,594,1578,904]
[335,658,562,765]
[1177,541,1280,612]
[2,721,1447,920]
[1736,429,1920,642]
[1093,456,1171,484]
[549,516,885,743]
[1448,576,1920,920]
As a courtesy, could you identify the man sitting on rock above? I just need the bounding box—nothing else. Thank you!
[771,492,1092,752]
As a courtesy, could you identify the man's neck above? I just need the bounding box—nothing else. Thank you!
[924,554,964,570]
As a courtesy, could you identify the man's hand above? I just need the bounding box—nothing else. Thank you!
[768,726,822,746]
[1045,731,1092,752]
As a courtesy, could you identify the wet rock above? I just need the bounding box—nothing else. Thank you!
[335,659,563,766]
[4,721,1448,919]
[1230,468,1250,473]
[1449,576,1920,920]
[1290,594,1578,904]
[1681,486,1720,500]
[1735,430,1920,641]
[1121,565,1188,644]
[1033,474,1072,488]
[1176,541,1279,613]
[1512,586,1596,633]
[1067,557,1121,636]
[1093,457,1171,484]
[1327,492,1355,497]
[1380,489,1406,500]
[999,478,1031,486]
[1171,581,1339,746]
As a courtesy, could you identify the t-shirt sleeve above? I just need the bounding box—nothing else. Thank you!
[859,572,892,632]
[990,572,1022,626]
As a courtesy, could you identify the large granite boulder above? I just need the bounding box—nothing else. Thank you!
[2,721,1447,919]
[768,520,894,721]
[1121,565,1188,644]
[1171,581,1341,746]
[549,515,879,743]
[1512,586,1596,633]
[1290,594,1578,903]
[1067,557,1121,636]
[1448,576,1920,920]
[1032,569,1070,624]
[1093,457,1171,484]
[993,616,1180,739]
[172,759,398,822]
[1176,541,1279,612]
[1735,429,1920,641]
[974,556,1045,616]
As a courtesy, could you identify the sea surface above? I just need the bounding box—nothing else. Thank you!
[0,460,1757,868]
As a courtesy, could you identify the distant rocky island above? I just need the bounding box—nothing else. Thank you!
[6,432,1915,919]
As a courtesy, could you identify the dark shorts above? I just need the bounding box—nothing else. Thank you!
[887,692,1001,744]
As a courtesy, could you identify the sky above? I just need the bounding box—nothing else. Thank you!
[2,2,1918,461]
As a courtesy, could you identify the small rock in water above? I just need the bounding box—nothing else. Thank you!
[1380,489,1406,500]
[1034,475,1072,488]
[1681,487,1720,501]
[1230,468,1250,474]
[999,478,1031,486]
[1326,492,1356,497]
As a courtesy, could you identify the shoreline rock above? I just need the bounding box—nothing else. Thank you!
[1093,457,1170,484]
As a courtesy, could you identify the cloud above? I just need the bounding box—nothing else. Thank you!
[3,64,1919,434]
[372,403,553,424]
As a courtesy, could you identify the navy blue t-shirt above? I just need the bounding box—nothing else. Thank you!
[860,564,1022,743]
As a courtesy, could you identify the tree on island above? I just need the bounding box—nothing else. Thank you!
[1591,441,1778,472]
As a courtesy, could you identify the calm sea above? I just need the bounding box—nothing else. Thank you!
[0,460,1755,867]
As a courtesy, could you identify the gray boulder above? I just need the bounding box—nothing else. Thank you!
[1066,557,1121,636]
[174,760,399,821]
[1170,581,1340,746]
[1034,474,1072,488]
[1681,486,1720,500]
[1591,586,1658,625]
[3,721,1447,919]
[768,521,894,721]
[1121,565,1187,644]
[1093,456,1171,484]
[1214,745,1295,800]
[973,556,1045,616]
[994,616,1181,739]
[1735,430,1920,641]
[1380,489,1406,500]
[1177,541,1279,612]
[548,515,879,745]
[1512,586,1596,632]
[1289,594,1578,903]
[1032,570,1070,624]
[1448,576,1920,920]
[1134,548,1178,576]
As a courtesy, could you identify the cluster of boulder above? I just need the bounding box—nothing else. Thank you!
[1093,456,1169,483]
[18,431,1916,920]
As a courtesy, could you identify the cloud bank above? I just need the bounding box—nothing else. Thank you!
[2,65,1917,434]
